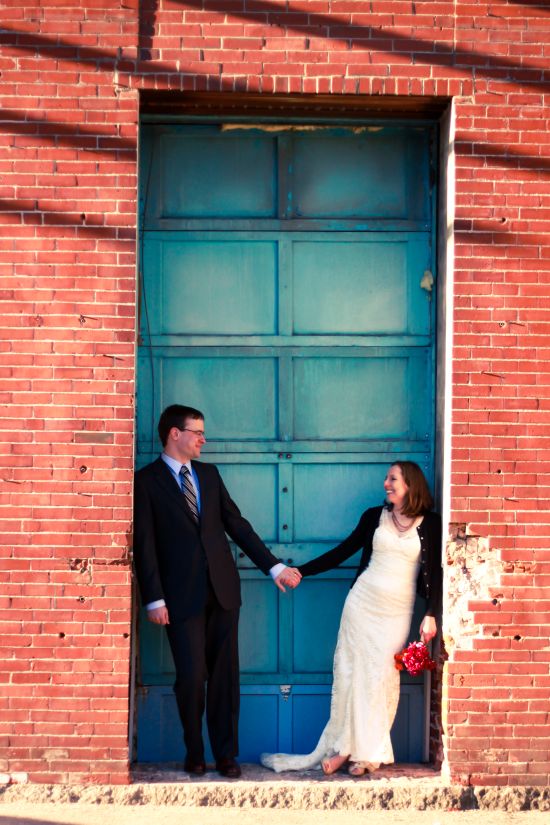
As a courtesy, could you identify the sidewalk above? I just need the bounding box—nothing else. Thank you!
[1,804,550,825]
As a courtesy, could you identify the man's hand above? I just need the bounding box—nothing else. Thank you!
[147,605,170,625]
[419,615,436,643]
[274,567,302,593]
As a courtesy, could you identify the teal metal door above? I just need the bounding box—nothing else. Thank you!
[136,122,437,763]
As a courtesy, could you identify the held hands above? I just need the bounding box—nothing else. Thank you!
[419,615,437,644]
[147,605,170,625]
[146,568,303,619]
[274,567,302,593]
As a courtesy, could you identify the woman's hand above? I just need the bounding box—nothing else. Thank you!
[419,615,437,644]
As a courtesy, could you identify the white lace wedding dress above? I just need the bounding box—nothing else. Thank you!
[261,508,421,773]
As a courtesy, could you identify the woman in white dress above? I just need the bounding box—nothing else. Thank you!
[261,461,442,777]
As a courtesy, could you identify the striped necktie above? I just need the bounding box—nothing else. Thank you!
[180,466,199,524]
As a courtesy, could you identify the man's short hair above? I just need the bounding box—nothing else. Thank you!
[158,404,204,447]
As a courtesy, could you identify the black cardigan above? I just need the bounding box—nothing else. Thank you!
[297,505,442,617]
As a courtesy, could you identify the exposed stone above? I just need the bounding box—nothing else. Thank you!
[444,524,501,651]
[0,765,549,811]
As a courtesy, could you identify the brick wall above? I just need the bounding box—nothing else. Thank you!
[0,0,140,784]
[0,0,548,785]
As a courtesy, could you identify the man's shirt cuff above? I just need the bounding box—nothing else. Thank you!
[146,599,166,610]
[269,563,287,579]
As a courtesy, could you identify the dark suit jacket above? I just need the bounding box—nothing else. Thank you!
[133,458,280,623]
[298,505,442,617]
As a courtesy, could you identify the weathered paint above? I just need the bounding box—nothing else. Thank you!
[136,123,437,762]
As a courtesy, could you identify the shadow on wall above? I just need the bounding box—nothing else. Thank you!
[0,0,547,236]
[158,0,547,91]
[1,0,548,92]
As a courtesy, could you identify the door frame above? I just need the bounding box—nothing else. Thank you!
[130,96,452,766]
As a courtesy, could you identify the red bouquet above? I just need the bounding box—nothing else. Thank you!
[394,641,436,676]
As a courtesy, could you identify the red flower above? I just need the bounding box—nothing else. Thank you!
[394,641,436,676]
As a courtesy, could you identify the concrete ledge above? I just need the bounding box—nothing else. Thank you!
[1,765,549,811]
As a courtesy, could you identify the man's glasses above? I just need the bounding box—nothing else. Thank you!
[180,427,206,438]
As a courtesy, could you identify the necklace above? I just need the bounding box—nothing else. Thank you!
[391,510,415,533]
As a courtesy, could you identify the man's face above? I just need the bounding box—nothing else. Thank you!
[171,417,206,463]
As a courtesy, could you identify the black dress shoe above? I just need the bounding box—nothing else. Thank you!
[184,760,206,776]
[216,758,241,778]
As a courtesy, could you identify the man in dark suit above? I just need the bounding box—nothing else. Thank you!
[133,404,301,778]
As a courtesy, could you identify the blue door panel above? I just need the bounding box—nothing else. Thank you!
[392,687,425,763]
[137,682,425,764]
[138,350,432,450]
[291,130,430,221]
[136,688,184,762]
[142,233,431,339]
[151,129,277,219]
[293,462,378,542]
[239,692,282,760]
[137,122,437,764]
[139,609,176,683]
[292,690,332,753]
[216,462,279,542]
[239,577,279,674]
[293,241,409,334]
[294,357,409,440]
[162,357,279,439]
[144,238,278,335]
[293,577,350,673]
[292,238,430,335]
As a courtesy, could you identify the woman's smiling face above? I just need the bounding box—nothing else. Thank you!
[383,464,409,510]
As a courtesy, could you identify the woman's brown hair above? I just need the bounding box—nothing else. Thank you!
[388,461,434,517]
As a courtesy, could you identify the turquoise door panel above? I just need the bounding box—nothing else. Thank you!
[294,356,410,440]
[391,687,425,762]
[148,129,277,219]
[142,233,431,340]
[136,682,424,763]
[293,241,409,334]
[137,122,437,765]
[239,577,279,674]
[215,462,278,541]
[162,357,278,439]
[144,238,278,335]
[293,576,351,673]
[292,238,431,335]
[293,463,384,542]
[291,130,430,221]
[136,687,185,762]
[291,690,332,753]
[137,355,279,448]
[139,609,177,683]
[239,692,281,759]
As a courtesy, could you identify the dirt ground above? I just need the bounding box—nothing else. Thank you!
[1,805,550,825]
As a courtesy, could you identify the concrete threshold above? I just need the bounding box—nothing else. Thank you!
[1,764,550,811]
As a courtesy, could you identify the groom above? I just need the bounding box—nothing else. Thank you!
[133,404,301,778]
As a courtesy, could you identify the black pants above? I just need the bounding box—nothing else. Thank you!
[165,582,240,763]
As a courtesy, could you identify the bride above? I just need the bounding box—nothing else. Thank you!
[261,461,442,777]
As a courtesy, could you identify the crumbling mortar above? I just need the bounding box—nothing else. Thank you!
[444,523,501,652]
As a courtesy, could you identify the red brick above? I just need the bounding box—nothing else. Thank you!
[1,0,549,789]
